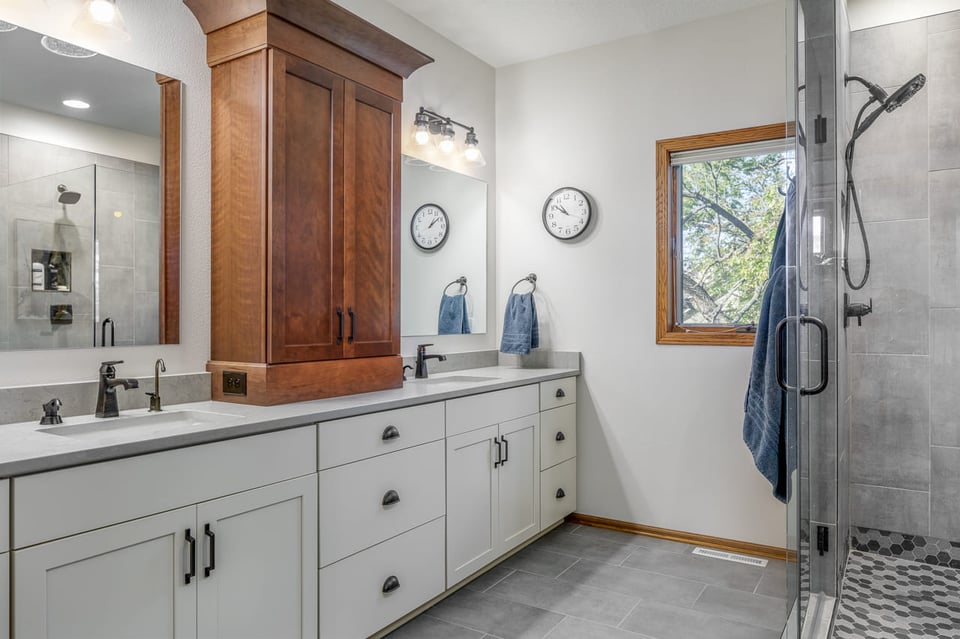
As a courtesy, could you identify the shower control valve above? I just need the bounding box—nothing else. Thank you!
[844,294,873,328]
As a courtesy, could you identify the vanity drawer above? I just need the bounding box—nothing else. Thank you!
[317,403,444,470]
[540,377,576,410]
[318,517,445,639]
[540,405,577,470]
[13,426,316,549]
[541,458,576,530]
[319,441,444,566]
[446,385,539,437]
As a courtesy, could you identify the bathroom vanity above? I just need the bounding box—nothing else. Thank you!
[0,367,578,639]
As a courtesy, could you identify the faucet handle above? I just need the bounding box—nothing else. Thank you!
[40,398,63,425]
[99,360,123,375]
[417,343,434,353]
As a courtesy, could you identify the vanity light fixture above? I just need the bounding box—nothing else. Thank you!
[0,21,18,32]
[62,99,91,109]
[74,0,130,41]
[41,36,98,59]
[412,107,485,165]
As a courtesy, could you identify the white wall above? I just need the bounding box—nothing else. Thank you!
[496,2,788,546]
[847,0,960,30]
[0,0,208,385]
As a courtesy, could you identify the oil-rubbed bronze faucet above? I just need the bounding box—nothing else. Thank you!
[415,344,447,379]
[95,360,139,418]
[146,358,166,412]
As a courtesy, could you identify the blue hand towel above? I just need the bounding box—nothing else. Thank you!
[500,293,539,355]
[438,294,471,335]
[743,182,793,503]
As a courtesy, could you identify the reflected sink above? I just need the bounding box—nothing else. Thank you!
[39,410,244,442]
[411,375,500,385]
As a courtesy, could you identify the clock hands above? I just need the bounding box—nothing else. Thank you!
[428,217,440,228]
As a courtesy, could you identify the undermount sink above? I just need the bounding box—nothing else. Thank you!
[412,375,500,385]
[39,410,244,442]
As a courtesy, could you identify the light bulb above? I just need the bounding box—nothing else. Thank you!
[89,0,116,22]
[63,99,91,109]
[438,123,456,154]
[74,0,130,41]
[414,125,430,145]
[464,130,484,164]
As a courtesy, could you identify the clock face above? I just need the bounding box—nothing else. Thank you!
[542,187,591,240]
[411,203,449,251]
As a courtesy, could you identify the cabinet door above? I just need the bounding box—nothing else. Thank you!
[497,415,541,554]
[342,81,401,358]
[268,50,345,364]
[197,475,318,639]
[446,424,499,586]
[14,507,197,639]
[0,553,8,639]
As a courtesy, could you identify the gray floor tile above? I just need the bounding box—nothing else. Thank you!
[488,570,638,626]
[692,586,786,631]
[535,529,632,565]
[427,588,565,639]
[554,522,580,534]
[570,526,693,554]
[556,558,705,606]
[620,599,781,639]
[621,547,763,592]
[466,565,516,593]
[502,547,579,579]
[387,615,486,638]
[545,616,651,639]
[755,572,788,599]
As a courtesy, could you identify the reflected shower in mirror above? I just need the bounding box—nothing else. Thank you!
[0,22,181,350]
[401,156,487,336]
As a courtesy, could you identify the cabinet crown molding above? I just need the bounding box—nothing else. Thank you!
[183,0,433,78]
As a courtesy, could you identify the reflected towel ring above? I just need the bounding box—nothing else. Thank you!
[511,273,537,295]
[443,276,468,296]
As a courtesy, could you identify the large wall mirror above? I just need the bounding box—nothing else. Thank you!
[401,156,487,337]
[0,23,181,350]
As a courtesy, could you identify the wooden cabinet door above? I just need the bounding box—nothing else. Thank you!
[197,476,318,639]
[342,81,401,358]
[446,424,499,587]
[268,51,345,364]
[497,415,541,555]
[14,507,198,639]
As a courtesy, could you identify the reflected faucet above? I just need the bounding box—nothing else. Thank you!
[146,358,166,412]
[95,360,139,418]
[101,317,115,347]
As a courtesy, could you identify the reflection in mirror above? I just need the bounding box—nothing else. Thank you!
[0,22,181,350]
[401,156,487,336]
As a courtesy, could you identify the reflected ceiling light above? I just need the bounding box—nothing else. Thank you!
[0,21,18,32]
[41,36,97,58]
[62,99,91,109]
[74,0,130,41]
[412,107,484,164]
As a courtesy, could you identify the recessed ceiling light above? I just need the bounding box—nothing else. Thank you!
[63,99,91,110]
[0,21,18,32]
[41,36,97,59]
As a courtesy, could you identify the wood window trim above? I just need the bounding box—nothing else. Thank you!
[655,122,792,347]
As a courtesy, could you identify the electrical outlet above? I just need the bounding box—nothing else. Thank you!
[222,371,247,396]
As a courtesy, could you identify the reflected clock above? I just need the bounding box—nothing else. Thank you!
[542,186,592,240]
[411,203,449,250]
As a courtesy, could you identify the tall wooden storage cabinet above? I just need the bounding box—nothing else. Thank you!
[184,0,432,404]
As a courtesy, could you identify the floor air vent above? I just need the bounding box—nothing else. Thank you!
[692,547,768,567]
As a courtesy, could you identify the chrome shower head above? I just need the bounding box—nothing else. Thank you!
[884,73,926,112]
[57,184,81,205]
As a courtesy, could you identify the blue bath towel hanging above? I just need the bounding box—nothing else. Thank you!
[438,293,470,335]
[500,293,539,355]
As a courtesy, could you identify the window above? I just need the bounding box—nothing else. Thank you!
[656,124,792,346]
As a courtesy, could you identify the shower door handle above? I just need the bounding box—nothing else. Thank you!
[775,315,829,396]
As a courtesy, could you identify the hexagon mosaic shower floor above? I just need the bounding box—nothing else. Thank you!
[833,550,960,639]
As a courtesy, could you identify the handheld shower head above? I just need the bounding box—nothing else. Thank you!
[884,73,926,112]
[56,184,81,205]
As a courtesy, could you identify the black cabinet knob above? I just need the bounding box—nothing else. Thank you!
[382,489,401,506]
[382,575,401,594]
[555,388,566,398]
[382,425,400,441]
[555,431,566,442]
[556,488,566,499]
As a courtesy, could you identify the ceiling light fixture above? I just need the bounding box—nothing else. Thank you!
[74,0,130,41]
[41,36,98,58]
[62,99,91,109]
[412,107,485,165]
[0,21,18,32]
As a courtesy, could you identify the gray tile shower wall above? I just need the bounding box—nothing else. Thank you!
[847,11,960,540]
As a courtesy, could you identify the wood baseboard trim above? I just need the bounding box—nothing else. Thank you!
[567,513,794,562]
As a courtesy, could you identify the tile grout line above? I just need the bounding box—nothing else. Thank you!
[553,557,580,581]
[480,568,516,593]
[615,597,645,630]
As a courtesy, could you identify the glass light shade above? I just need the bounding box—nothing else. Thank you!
[413,124,431,146]
[437,123,456,154]
[464,145,485,165]
[0,21,18,32]
[74,0,130,41]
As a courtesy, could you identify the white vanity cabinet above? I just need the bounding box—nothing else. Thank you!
[538,381,578,530]
[11,428,318,639]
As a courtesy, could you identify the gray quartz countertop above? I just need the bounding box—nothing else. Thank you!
[0,365,579,479]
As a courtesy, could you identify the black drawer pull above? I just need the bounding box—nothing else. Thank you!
[556,488,566,499]
[382,575,400,594]
[494,437,502,468]
[184,528,196,585]
[348,307,356,344]
[382,425,400,441]
[555,388,566,398]
[556,431,566,442]
[336,307,344,345]
[501,435,509,464]
[382,489,401,506]
[204,524,216,578]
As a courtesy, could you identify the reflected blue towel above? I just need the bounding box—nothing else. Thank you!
[500,293,539,355]
[743,182,793,503]
[438,294,470,335]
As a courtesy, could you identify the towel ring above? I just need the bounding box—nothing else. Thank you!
[511,273,537,295]
[443,276,468,296]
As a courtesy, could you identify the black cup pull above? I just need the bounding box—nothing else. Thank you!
[494,437,502,468]
[204,524,216,578]
[348,307,356,344]
[382,425,400,441]
[382,575,400,594]
[336,307,344,345]
[501,435,509,464]
[556,488,566,499]
[555,388,566,398]
[382,489,401,506]
[556,431,566,442]
[184,528,196,585]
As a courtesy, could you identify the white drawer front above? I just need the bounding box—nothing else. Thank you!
[0,480,8,552]
[446,385,539,437]
[318,517,445,639]
[540,405,577,470]
[319,441,444,566]
[540,458,576,530]
[540,377,576,410]
[318,403,444,470]
[14,426,316,549]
